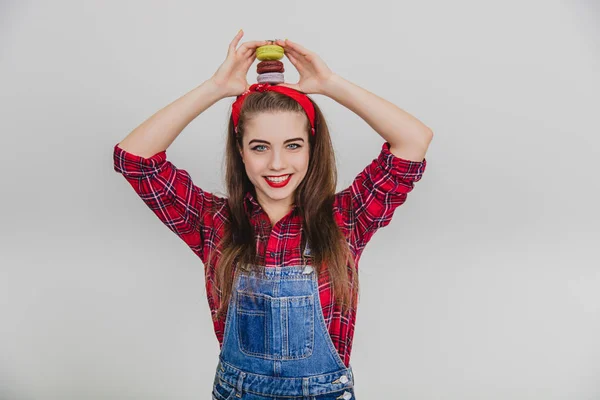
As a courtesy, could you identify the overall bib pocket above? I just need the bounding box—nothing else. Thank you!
[236,291,315,360]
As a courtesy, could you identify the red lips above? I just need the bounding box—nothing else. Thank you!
[264,174,292,188]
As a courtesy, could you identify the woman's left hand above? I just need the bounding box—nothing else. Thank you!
[274,39,335,95]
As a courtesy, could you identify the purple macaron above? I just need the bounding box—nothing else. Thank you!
[257,72,285,84]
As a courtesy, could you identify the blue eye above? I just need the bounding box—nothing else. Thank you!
[251,143,301,152]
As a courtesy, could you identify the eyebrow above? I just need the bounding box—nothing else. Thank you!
[248,138,305,145]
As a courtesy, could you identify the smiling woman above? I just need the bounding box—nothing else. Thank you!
[238,111,310,217]
[113,31,430,399]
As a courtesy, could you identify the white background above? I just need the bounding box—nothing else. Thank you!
[1,0,599,399]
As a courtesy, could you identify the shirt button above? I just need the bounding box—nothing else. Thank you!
[342,391,352,400]
[339,375,348,384]
[270,252,276,257]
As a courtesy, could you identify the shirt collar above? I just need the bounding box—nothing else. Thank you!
[243,191,260,216]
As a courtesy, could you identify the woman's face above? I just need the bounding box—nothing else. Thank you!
[239,111,310,213]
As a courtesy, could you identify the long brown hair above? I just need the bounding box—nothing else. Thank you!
[207,90,358,321]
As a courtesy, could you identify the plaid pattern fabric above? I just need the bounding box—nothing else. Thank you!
[113,141,426,367]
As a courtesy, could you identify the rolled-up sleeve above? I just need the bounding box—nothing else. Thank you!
[113,143,225,262]
[336,142,427,254]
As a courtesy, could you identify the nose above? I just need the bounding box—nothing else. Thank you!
[268,149,286,171]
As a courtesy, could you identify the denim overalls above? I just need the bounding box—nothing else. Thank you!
[211,243,356,400]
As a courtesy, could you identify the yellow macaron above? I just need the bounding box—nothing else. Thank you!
[256,45,284,61]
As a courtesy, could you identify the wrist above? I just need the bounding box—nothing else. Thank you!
[204,77,232,99]
[319,73,344,97]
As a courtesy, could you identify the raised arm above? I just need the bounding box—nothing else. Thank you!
[275,39,433,162]
[118,30,268,158]
[113,32,269,263]
[274,39,432,255]
[117,79,226,158]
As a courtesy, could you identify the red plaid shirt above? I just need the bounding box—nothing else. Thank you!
[113,141,426,367]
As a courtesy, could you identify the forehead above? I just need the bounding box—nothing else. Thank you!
[244,111,308,141]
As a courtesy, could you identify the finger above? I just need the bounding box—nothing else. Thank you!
[285,52,307,75]
[237,40,269,54]
[240,46,258,68]
[282,39,311,57]
[283,46,304,60]
[282,44,309,62]
[228,30,244,56]
[239,45,254,60]
[287,47,317,72]
[242,52,256,71]
[275,39,288,50]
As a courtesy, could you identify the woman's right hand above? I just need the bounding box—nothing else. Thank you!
[210,31,268,98]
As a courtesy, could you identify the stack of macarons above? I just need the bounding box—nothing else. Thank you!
[255,41,285,84]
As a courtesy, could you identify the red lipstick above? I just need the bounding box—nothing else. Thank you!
[264,174,292,188]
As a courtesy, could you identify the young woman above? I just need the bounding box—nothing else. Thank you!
[114,31,432,400]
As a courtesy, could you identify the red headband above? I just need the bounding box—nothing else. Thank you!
[231,83,315,135]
